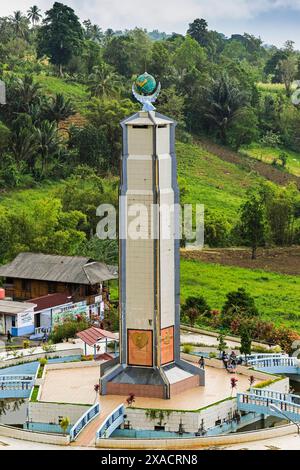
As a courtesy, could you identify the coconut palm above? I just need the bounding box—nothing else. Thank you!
[10,10,29,38]
[88,63,120,98]
[202,74,248,144]
[27,5,42,26]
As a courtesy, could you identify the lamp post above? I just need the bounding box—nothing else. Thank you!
[269,403,300,435]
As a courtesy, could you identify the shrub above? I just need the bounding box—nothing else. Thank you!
[221,288,259,328]
[209,352,217,358]
[182,344,194,354]
[50,317,90,343]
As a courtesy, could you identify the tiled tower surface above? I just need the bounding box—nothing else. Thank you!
[100,111,204,399]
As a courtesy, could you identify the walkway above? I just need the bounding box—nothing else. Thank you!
[237,389,300,422]
[72,396,126,447]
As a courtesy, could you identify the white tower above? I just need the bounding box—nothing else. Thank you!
[101,79,204,399]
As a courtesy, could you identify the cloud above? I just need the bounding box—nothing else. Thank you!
[0,1,300,37]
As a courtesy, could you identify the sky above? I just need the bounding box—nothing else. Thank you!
[1,0,300,48]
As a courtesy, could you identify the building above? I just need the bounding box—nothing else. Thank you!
[0,253,117,304]
[0,300,36,336]
[100,104,204,399]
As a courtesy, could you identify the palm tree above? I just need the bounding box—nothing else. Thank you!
[203,74,248,144]
[10,11,29,38]
[27,5,42,27]
[14,75,42,113]
[45,94,75,123]
[35,121,61,175]
[88,63,120,98]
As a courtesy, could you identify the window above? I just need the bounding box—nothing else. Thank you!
[11,316,16,327]
[21,279,31,291]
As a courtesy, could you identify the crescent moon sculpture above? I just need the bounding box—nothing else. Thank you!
[132,81,161,112]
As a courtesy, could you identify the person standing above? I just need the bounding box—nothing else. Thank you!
[198,356,205,369]
[7,330,12,343]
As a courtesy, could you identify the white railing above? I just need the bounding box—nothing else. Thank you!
[69,403,100,441]
[237,392,300,420]
[241,353,288,362]
[248,357,298,368]
[0,380,33,390]
[0,374,34,382]
[96,404,125,439]
[250,388,300,404]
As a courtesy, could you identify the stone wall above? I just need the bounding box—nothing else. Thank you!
[96,423,297,449]
[0,423,70,445]
[125,397,237,434]
[28,402,90,426]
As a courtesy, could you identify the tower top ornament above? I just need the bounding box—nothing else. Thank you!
[132,72,161,112]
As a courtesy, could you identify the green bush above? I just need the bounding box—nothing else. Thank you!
[50,317,90,343]
[182,344,194,354]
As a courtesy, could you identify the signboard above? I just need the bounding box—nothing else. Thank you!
[0,80,6,105]
[18,309,34,328]
[52,301,88,325]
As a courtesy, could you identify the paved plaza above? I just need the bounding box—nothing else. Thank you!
[41,364,251,410]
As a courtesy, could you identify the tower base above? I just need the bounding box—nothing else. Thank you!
[100,359,205,399]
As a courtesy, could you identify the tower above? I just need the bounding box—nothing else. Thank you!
[100,74,204,399]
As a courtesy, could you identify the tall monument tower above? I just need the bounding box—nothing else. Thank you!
[101,74,204,399]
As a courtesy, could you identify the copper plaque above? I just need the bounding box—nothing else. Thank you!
[128,329,153,366]
[161,326,174,365]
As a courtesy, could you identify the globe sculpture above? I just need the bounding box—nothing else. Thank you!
[135,72,157,95]
[132,72,161,111]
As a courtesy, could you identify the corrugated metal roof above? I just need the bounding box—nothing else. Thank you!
[0,253,118,285]
[76,327,117,347]
[0,300,36,315]
[30,293,73,312]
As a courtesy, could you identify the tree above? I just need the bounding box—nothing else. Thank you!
[27,5,42,26]
[173,36,206,75]
[230,377,238,396]
[217,334,227,354]
[185,307,200,327]
[35,120,61,176]
[239,189,268,259]
[37,2,83,76]
[202,74,249,144]
[278,56,298,97]
[10,11,29,39]
[182,296,211,317]
[221,288,259,328]
[88,63,120,99]
[44,93,75,123]
[187,18,209,48]
[240,327,252,362]
[59,416,70,435]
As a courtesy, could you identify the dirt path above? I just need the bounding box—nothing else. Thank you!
[197,137,300,189]
[181,246,300,276]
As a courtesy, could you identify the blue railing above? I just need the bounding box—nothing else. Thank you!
[237,391,300,422]
[96,404,125,439]
[249,387,300,404]
[69,403,100,441]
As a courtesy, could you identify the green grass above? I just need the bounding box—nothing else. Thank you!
[30,385,39,402]
[176,142,260,221]
[0,181,64,211]
[34,75,90,113]
[241,143,300,177]
[257,82,286,94]
[181,258,300,331]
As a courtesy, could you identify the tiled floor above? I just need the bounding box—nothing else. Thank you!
[41,365,250,410]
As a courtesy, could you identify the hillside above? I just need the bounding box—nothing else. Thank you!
[180,257,300,332]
